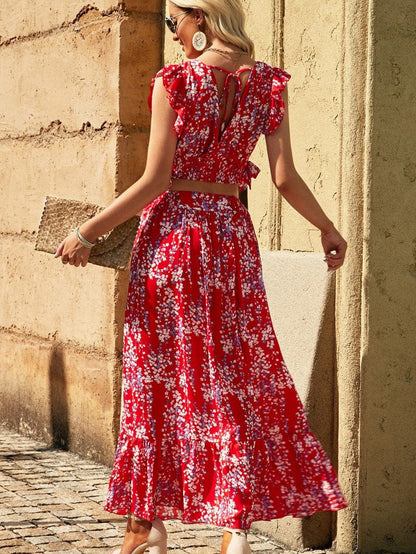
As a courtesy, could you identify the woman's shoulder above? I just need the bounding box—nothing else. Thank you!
[153,60,197,79]
[254,61,291,82]
[149,62,191,112]
[151,62,191,96]
[152,60,214,96]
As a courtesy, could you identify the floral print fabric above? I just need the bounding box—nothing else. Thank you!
[104,191,348,528]
[148,60,291,191]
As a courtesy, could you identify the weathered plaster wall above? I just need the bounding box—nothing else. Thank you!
[281,0,342,253]
[0,1,162,464]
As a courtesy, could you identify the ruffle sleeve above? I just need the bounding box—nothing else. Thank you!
[263,67,291,135]
[148,64,187,136]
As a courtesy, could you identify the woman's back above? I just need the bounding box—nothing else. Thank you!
[149,58,290,191]
[200,51,255,130]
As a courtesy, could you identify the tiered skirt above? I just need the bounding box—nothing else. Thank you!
[104,190,347,529]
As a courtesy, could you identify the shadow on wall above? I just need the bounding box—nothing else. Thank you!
[48,344,70,450]
[301,274,337,548]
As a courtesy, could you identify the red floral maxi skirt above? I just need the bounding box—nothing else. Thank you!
[104,190,347,529]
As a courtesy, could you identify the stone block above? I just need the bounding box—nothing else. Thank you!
[124,0,163,13]
[0,129,118,235]
[119,16,163,127]
[25,535,60,545]
[0,331,117,465]
[0,17,120,137]
[0,236,116,351]
[0,543,39,554]
[40,541,78,551]
[0,1,117,41]
[86,528,118,539]
[116,129,149,194]
[71,537,106,548]
[260,251,334,402]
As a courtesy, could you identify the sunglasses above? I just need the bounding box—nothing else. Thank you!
[165,10,191,33]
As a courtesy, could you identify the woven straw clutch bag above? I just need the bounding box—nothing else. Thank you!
[35,196,140,270]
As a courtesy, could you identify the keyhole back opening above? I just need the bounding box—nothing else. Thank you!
[211,67,252,138]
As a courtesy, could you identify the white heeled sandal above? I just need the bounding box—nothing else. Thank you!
[111,516,167,554]
[223,527,252,553]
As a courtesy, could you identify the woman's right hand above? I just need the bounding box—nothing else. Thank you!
[321,225,348,271]
[55,232,92,267]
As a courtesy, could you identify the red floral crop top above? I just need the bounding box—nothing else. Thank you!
[149,60,290,191]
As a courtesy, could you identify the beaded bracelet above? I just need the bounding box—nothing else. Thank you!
[74,227,95,249]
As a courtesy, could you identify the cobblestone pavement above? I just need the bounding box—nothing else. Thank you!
[0,426,330,554]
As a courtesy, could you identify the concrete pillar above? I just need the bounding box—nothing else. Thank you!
[335,0,371,550]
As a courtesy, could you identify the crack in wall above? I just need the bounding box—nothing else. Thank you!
[0,324,119,361]
[0,120,148,144]
[0,231,37,241]
[0,5,126,47]
[0,6,161,47]
[0,120,115,143]
[72,4,120,24]
[266,0,285,251]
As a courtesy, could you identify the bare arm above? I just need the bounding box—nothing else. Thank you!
[55,77,178,266]
[265,87,347,271]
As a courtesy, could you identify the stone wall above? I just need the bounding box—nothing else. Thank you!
[0,0,162,465]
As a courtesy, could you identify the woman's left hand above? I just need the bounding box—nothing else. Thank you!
[321,225,347,271]
[55,232,92,267]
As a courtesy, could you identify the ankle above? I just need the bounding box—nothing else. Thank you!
[126,514,152,537]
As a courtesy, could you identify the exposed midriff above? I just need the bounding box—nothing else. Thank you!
[170,178,239,198]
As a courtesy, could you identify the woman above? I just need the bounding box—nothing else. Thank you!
[56,1,348,553]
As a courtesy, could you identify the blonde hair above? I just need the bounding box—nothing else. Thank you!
[172,0,255,58]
